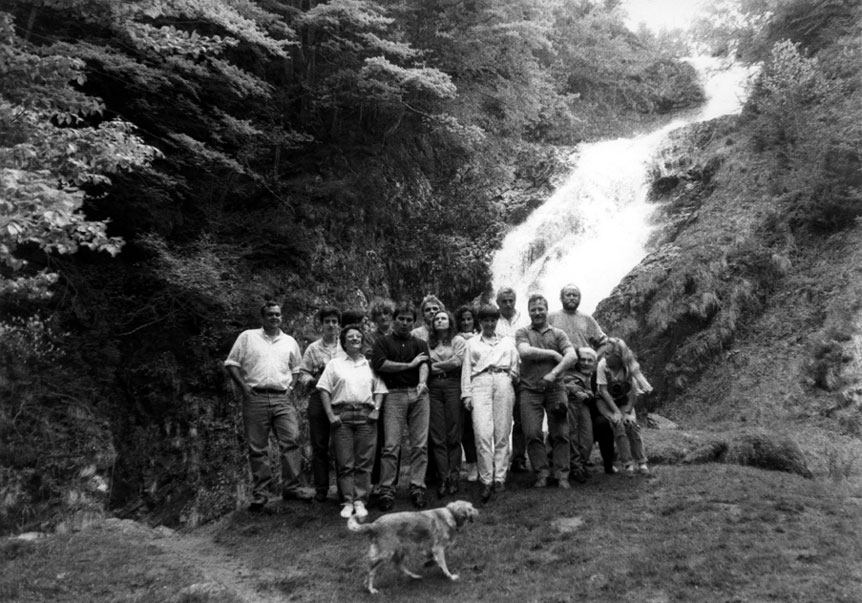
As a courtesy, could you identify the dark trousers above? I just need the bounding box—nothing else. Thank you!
[307,393,331,495]
[462,408,477,464]
[510,388,526,466]
[591,414,616,472]
[428,376,463,482]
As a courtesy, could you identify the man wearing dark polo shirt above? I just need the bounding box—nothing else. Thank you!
[516,294,577,489]
[371,302,431,510]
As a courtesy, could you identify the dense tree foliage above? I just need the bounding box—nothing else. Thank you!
[0,0,705,531]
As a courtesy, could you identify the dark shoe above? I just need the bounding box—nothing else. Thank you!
[282,488,314,502]
[411,490,427,509]
[494,481,505,493]
[448,479,460,496]
[480,484,493,504]
[570,468,589,484]
[313,490,328,503]
[510,460,528,474]
[437,480,448,498]
[378,495,394,512]
[605,466,618,475]
[248,502,266,513]
[533,471,549,488]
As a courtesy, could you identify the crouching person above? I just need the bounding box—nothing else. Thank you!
[317,324,388,519]
[565,347,615,475]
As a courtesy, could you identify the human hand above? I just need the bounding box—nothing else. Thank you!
[610,411,623,424]
[417,382,429,396]
[462,397,473,411]
[622,412,637,425]
[368,408,379,423]
[328,415,342,427]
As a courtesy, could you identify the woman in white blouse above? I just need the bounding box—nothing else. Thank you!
[317,325,387,519]
[460,305,520,503]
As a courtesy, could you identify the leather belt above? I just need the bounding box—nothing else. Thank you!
[485,367,509,374]
[431,371,457,379]
[252,387,288,395]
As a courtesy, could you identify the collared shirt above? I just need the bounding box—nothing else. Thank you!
[224,328,302,390]
[316,354,388,407]
[515,323,573,391]
[371,331,431,389]
[361,329,389,359]
[495,311,526,339]
[547,310,607,350]
[300,338,343,382]
[429,335,467,375]
[460,334,520,398]
[596,357,639,396]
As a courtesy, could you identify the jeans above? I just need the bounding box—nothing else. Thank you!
[241,392,303,504]
[380,387,430,494]
[306,392,331,495]
[567,394,592,471]
[519,385,573,478]
[470,372,515,485]
[613,414,647,466]
[428,376,463,482]
[331,417,377,505]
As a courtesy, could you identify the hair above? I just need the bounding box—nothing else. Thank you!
[598,337,653,394]
[495,287,516,301]
[428,310,457,347]
[560,284,581,298]
[420,295,444,314]
[527,293,548,309]
[341,308,365,326]
[393,301,417,321]
[260,301,280,316]
[339,323,365,348]
[369,297,395,320]
[316,305,341,324]
[476,304,501,321]
[454,304,479,333]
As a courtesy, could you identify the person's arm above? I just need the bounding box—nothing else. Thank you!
[517,341,564,363]
[226,365,252,399]
[619,381,638,422]
[598,385,622,422]
[541,345,576,385]
[460,341,474,408]
[319,390,341,426]
[417,361,429,396]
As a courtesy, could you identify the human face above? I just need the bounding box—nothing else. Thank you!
[432,311,450,332]
[578,355,596,375]
[261,305,282,332]
[342,328,363,356]
[374,312,392,334]
[479,317,497,337]
[321,315,340,339]
[422,301,441,325]
[497,293,516,320]
[459,311,474,333]
[561,286,581,313]
[393,312,415,335]
[528,299,548,328]
[605,353,622,370]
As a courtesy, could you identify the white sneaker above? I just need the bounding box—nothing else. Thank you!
[465,463,478,482]
[340,503,354,519]
[353,501,368,519]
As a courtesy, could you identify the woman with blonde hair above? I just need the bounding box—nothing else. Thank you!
[595,337,652,476]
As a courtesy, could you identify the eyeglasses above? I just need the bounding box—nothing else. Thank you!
[425,306,440,313]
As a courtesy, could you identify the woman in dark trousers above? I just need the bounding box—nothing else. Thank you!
[455,304,479,482]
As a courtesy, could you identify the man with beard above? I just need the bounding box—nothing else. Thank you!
[549,284,608,481]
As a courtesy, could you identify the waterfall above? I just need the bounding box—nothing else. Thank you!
[490,58,756,315]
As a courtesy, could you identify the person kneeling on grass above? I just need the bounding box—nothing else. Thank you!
[596,337,652,476]
[317,324,388,520]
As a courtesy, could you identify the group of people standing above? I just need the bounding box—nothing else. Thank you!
[225,285,653,519]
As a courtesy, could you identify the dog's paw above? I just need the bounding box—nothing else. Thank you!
[449,573,460,581]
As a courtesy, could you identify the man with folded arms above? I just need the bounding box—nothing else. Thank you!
[225,301,312,512]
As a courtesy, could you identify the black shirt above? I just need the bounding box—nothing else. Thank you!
[371,331,430,389]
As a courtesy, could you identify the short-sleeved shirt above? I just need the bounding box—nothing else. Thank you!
[495,311,526,340]
[547,310,606,350]
[595,357,633,402]
[362,329,389,359]
[515,324,573,391]
[224,328,302,390]
[300,339,343,381]
[316,354,388,407]
[371,331,431,389]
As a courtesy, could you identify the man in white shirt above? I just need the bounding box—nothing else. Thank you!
[225,301,311,512]
[495,287,529,473]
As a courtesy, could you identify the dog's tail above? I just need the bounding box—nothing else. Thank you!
[347,515,373,534]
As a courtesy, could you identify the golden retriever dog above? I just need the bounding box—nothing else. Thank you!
[347,499,478,594]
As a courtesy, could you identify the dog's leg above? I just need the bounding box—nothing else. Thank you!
[393,552,422,580]
[367,557,384,595]
[432,546,459,581]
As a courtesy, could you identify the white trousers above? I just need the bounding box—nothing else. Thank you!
[470,372,515,485]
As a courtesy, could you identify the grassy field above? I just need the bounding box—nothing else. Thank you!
[3,463,861,603]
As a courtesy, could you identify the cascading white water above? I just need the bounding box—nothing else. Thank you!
[490,58,757,315]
